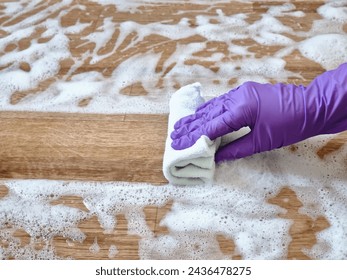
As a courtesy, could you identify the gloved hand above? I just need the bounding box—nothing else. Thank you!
[171,63,347,163]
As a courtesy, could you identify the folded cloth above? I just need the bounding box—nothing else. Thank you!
[163,83,221,185]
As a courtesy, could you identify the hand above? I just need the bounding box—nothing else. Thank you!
[171,63,347,163]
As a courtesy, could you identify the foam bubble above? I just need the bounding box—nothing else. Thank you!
[268,3,305,18]
[89,237,100,254]
[318,0,347,23]
[298,34,347,70]
[2,2,23,14]
[108,245,118,258]
[1,0,346,113]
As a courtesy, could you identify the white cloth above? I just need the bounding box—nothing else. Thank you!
[163,83,221,185]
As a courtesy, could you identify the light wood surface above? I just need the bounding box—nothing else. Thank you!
[0,112,168,184]
[0,0,346,260]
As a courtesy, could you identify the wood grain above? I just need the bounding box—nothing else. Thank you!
[0,112,346,259]
[0,112,168,184]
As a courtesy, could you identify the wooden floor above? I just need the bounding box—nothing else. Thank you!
[0,0,346,259]
[0,112,168,184]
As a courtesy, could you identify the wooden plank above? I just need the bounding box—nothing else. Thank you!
[0,112,168,184]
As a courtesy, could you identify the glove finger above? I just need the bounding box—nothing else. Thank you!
[172,102,227,140]
[173,111,204,130]
[202,112,237,140]
[171,126,206,150]
[175,93,230,134]
[171,116,204,140]
[196,98,216,112]
[197,86,241,112]
[215,132,255,163]
[171,112,236,150]
[196,94,228,113]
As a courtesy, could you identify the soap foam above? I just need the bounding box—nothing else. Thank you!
[0,0,346,112]
[1,133,347,259]
[0,0,347,260]
[299,34,347,70]
[318,0,347,23]
[0,179,289,260]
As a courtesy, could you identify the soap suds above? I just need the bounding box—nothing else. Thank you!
[318,1,347,23]
[0,0,346,112]
[299,34,347,70]
[0,0,347,260]
[89,237,100,254]
[1,134,347,259]
[108,245,118,258]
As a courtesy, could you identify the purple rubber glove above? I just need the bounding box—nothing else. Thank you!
[171,62,347,163]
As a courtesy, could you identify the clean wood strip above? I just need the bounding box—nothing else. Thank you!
[0,112,168,184]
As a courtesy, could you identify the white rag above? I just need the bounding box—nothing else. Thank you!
[163,83,221,185]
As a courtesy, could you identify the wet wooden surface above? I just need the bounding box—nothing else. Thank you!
[1,112,346,260]
[0,0,346,259]
[0,112,168,184]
